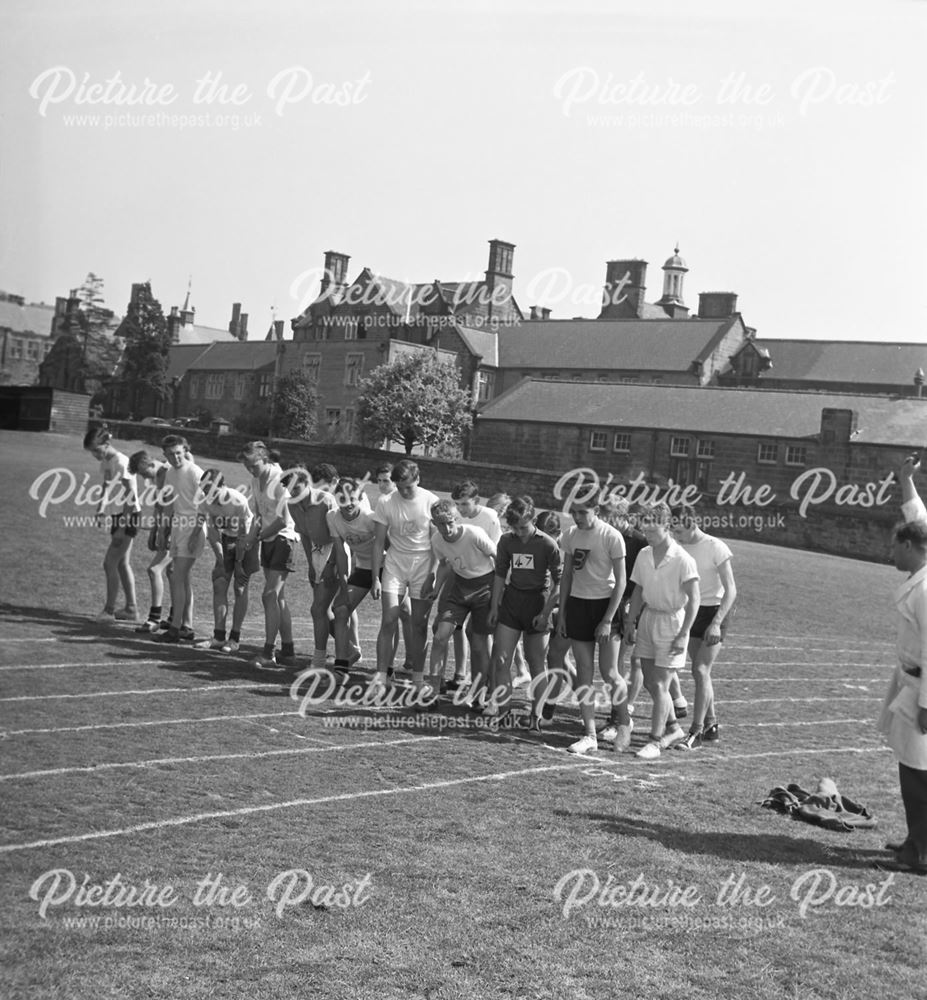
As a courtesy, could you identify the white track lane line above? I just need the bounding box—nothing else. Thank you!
[2,710,303,737]
[0,735,445,782]
[0,659,203,672]
[0,682,285,702]
[0,760,593,854]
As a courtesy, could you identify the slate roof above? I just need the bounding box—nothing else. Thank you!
[750,339,927,385]
[477,377,927,446]
[0,299,55,336]
[186,341,278,371]
[496,317,736,370]
[173,324,235,346]
[166,345,212,380]
[457,326,499,367]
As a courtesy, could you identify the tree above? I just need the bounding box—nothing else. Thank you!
[38,273,121,397]
[355,350,473,455]
[271,369,318,440]
[118,283,171,415]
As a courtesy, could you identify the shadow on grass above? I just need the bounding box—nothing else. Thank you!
[584,813,890,870]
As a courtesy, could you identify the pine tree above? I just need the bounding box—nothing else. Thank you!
[118,283,171,414]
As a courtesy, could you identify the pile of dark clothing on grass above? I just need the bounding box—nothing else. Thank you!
[760,777,877,831]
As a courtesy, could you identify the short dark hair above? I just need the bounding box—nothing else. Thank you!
[535,510,561,536]
[505,495,535,525]
[83,426,110,450]
[451,480,479,501]
[374,463,393,478]
[894,519,927,550]
[161,434,188,451]
[392,459,419,484]
[128,449,150,474]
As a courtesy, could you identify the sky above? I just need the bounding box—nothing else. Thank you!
[1,0,925,343]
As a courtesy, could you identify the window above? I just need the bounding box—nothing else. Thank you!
[671,459,691,485]
[233,373,247,399]
[786,445,807,467]
[590,430,608,451]
[695,461,713,492]
[315,321,330,341]
[344,353,364,387]
[189,374,201,399]
[205,373,225,399]
[26,341,39,360]
[620,375,640,384]
[697,439,715,459]
[613,432,631,453]
[258,373,273,398]
[326,407,342,435]
[476,370,496,402]
[9,338,22,359]
[757,442,778,464]
[302,353,322,382]
[670,436,690,457]
[343,408,356,441]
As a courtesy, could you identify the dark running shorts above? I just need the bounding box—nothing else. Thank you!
[435,570,494,635]
[689,603,733,641]
[261,536,297,573]
[347,567,374,590]
[216,534,260,580]
[110,511,140,538]
[564,595,612,643]
[497,587,548,635]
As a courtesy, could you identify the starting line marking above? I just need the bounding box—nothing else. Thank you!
[0,682,286,703]
[1,710,303,737]
[0,735,445,782]
[0,759,594,854]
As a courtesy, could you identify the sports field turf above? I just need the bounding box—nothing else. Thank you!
[0,430,923,1000]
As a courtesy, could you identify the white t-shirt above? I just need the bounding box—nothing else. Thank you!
[373,487,439,556]
[250,463,298,542]
[164,460,204,522]
[327,505,378,570]
[431,524,496,579]
[459,505,502,544]
[99,450,138,515]
[562,519,627,600]
[630,539,699,613]
[681,534,732,604]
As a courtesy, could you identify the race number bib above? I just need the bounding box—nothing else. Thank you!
[512,553,535,570]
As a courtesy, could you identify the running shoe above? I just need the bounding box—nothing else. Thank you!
[195,638,226,650]
[220,639,240,654]
[135,620,160,633]
[597,723,619,742]
[541,702,556,722]
[155,628,182,644]
[177,627,196,643]
[568,735,598,755]
[702,722,721,742]
[528,714,542,734]
[613,722,634,752]
[114,608,139,621]
[277,654,299,669]
[253,655,284,671]
[676,731,703,751]
[661,727,687,750]
[635,741,662,760]
[96,609,116,621]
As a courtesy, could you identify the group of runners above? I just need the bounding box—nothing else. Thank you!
[82,427,737,759]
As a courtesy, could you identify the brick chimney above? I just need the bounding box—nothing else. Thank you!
[698,292,739,319]
[229,303,250,341]
[485,239,516,320]
[600,259,647,318]
[320,251,351,296]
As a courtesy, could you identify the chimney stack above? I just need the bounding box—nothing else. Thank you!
[600,259,647,319]
[321,251,351,296]
[698,292,739,319]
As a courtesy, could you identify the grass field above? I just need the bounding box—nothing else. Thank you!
[0,430,924,1000]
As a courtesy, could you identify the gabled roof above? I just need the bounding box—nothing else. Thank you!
[748,339,927,384]
[186,341,278,371]
[166,345,212,379]
[478,377,927,446]
[0,299,55,337]
[457,326,499,367]
[497,317,736,371]
[173,324,234,346]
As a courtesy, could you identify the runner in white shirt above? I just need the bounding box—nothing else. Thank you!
[239,441,299,670]
[672,505,737,750]
[423,500,497,702]
[624,502,700,760]
[327,476,377,674]
[194,469,259,654]
[129,450,173,633]
[559,499,631,754]
[155,435,204,643]
[83,426,139,622]
[370,459,438,696]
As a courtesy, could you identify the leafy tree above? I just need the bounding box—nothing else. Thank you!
[355,350,472,455]
[118,283,171,414]
[233,396,271,437]
[271,369,318,440]
[38,273,121,396]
